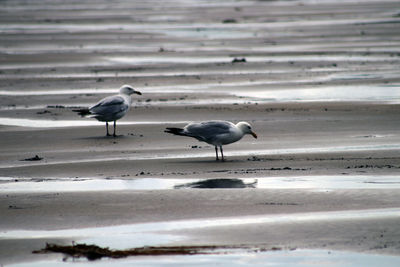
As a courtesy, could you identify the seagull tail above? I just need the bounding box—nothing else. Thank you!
[164,127,186,136]
[72,108,91,117]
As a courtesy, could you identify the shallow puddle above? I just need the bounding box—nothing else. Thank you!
[1,175,400,193]
[8,249,400,267]
[108,54,400,65]
[3,208,400,241]
[2,208,400,260]
[0,117,189,128]
[1,82,399,104]
[0,67,333,80]
[0,88,120,96]
[232,84,400,102]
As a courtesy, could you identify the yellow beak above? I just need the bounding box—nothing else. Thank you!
[251,131,258,139]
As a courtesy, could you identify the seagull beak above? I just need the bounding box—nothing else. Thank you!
[134,90,142,95]
[251,131,257,139]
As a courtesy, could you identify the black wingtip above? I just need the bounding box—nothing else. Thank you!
[165,127,185,136]
[72,108,90,117]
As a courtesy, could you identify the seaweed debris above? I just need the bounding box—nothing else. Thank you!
[33,243,246,261]
[21,155,43,161]
[232,57,246,63]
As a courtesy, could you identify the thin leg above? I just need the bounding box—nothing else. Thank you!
[220,146,224,161]
[106,122,111,136]
[113,120,117,137]
[215,146,219,161]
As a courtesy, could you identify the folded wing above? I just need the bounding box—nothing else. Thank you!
[89,96,128,116]
[185,121,233,142]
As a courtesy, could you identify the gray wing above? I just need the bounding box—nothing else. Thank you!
[89,95,128,115]
[184,121,233,142]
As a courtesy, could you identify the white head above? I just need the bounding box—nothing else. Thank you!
[119,85,142,96]
[236,122,257,138]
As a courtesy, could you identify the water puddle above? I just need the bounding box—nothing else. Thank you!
[2,208,400,244]
[2,17,399,34]
[1,82,399,104]
[0,105,49,111]
[0,88,121,96]
[232,84,400,102]
[107,54,400,66]
[0,67,335,80]
[0,80,400,104]
[153,27,255,39]
[0,117,189,128]
[174,178,257,189]
[0,178,194,192]
[0,98,253,111]
[1,175,400,193]
[9,249,400,267]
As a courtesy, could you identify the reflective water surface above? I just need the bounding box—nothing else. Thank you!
[1,83,399,104]
[0,117,189,128]
[3,208,400,266]
[2,208,400,244]
[1,175,400,192]
[8,249,400,267]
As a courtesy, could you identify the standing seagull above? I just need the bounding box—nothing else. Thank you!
[73,85,141,137]
[165,120,257,161]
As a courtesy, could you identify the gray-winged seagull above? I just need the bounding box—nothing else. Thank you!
[74,85,141,136]
[165,120,257,161]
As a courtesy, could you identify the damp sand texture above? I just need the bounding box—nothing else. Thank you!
[1,0,400,266]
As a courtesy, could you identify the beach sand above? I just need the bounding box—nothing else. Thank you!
[1,0,400,265]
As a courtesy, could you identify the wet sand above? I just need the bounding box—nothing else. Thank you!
[1,0,400,265]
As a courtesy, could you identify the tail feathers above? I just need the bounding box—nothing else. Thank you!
[165,127,186,136]
[72,108,91,117]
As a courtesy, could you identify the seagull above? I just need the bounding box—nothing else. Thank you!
[73,85,142,136]
[165,120,257,161]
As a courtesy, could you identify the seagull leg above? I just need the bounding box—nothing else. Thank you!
[215,146,219,161]
[220,146,225,161]
[113,120,117,137]
[106,122,111,136]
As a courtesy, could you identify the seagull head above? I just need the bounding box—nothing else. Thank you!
[236,122,257,138]
[119,85,142,96]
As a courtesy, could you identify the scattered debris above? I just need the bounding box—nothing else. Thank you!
[223,18,237,23]
[47,105,66,109]
[21,155,43,161]
[33,243,274,261]
[36,110,51,114]
[232,57,246,63]
[247,156,283,162]
[346,165,399,169]
[8,205,23,209]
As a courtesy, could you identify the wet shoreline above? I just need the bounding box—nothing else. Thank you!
[1,0,400,265]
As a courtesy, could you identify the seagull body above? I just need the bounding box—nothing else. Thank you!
[165,120,257,161]
[74,85,141,136]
